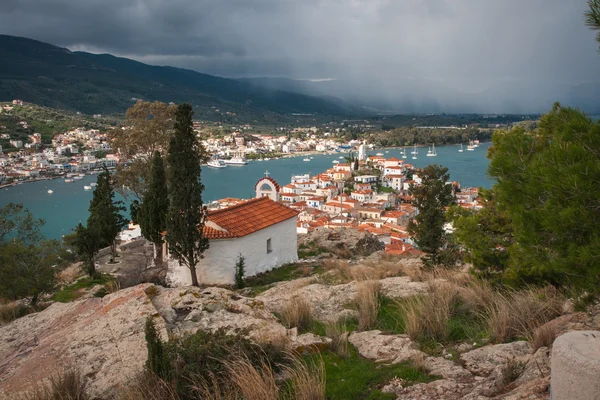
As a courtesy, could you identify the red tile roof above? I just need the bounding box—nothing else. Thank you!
[204,197,298,239]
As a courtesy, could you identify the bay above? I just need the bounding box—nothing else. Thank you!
[0,142,494,239]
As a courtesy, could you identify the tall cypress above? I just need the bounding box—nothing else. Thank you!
[140,151,169,265]
[87,168,127,263]
[407,164,455,270]
[166,104,209,287]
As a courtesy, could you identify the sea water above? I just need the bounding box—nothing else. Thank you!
[0,142,494,239]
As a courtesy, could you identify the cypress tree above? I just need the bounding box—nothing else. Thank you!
[408,164,455,271]
[87,168,127,263]
[140,151,169,265]
[166,104,209,287]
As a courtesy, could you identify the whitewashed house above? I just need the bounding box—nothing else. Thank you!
[167,196,298,286]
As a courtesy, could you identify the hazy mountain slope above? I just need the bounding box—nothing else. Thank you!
[0,35,356,117]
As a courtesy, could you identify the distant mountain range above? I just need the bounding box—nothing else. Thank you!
[0,35,358,119]
[1,34,598,118]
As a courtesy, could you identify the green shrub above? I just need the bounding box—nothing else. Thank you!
[235,254,246,289]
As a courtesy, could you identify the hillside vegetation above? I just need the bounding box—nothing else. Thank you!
[0,35,356,122]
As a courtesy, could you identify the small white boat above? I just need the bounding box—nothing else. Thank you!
[376,152,384,156]
[401,148,407,159]
[411,145,418,155]
[332,160,339,164]
[338,156,344,159]
[310,157,314,159]
[65,179,73,183]
[467,141,475,151]
[73,176,83,180]
[84,186,92,190]
[458,144,464,153]
[90,182,97,187]
[224,156,248,166]
[385,151,389,153]
[427,144,437,157]
[303,158,311,162]
[264,157,270,161]
[207,158,227,168]
[47,190,53,194]
[473,140,480,148]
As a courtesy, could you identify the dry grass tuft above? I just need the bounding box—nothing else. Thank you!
[226,357,279,400]
[482,286,563,344]
[532,323,557,352]
[355,281,381,330]
[104,280,121,294]
[324,320,349,358]
[279,297,313,331]
[23,370,89,400]
[0,301,32,324]
[398,282,458,342]
[283,355,326,400]
[57,263,84,285]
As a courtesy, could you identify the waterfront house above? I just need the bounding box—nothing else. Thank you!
[166,197,299,286]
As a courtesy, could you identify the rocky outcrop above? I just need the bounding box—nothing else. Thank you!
[257,276,428,322]
[0,284,165,399]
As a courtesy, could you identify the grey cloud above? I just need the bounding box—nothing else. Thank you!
[1,0,599,113]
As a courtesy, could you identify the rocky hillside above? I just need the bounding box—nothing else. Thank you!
[0,249,599,399]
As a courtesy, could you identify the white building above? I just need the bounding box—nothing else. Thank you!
[166,197,299,286]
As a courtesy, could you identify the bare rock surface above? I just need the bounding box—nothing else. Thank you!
[349,330,422,363]
[257,277,427,322]
[0,284,164,399]
[150,286,288,343]
[460,341,532,377]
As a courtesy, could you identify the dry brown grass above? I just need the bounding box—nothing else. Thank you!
[57,263,84,285]
[279,297,313,331]
[0,301,31,324]
[398,282,458,342]
[355,281,381,330]
[22,370,89,400]
[481,286,563,344]
[283,355,326,400]
[532,322,557,352]
[324,320,349,358]
[226,357,279,400]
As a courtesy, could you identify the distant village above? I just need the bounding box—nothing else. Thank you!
[1,99,483,262]
[202,148,482,259]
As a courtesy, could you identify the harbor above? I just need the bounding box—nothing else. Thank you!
[0,142,493,239]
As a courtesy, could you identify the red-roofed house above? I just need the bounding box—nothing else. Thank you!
[167,197,299,285]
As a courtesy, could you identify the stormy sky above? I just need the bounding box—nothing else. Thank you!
[1,0,600,113]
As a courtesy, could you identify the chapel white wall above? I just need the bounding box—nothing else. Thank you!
[167,217,298,286]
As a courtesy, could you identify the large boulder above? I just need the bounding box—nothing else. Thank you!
[0,284,165,398]
[460,341,532,377]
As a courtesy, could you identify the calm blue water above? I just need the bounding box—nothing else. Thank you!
[0,142,494,239]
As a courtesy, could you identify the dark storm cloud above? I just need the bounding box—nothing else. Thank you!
[1,0,600,112]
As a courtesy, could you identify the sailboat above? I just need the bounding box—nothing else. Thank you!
[467,140,475,151]
[411,145,418,159]
[401,148,407,159]
[458,144,464,153]
[427,143,437,157]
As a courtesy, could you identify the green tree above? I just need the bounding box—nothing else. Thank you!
[408,165,456,270]
[113,101,176,199]
[447,189,513,281]
[586,0,600,48]
[73,223,101,277]
[0,203,59,304]
[0,240,59,304]
[166,104,210,287]
[139,151,169,265]
[87,169,127,263]
[235,255,246,289]
[487,104,600,288]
